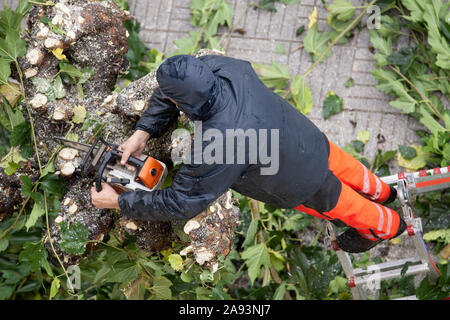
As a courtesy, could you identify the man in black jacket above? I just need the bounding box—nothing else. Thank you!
[91,54,405,253]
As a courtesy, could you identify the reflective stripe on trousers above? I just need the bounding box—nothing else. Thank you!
[295,140,400,241]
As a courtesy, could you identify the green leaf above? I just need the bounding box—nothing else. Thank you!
[59,61,83,81]
[399,145,417,160]
[304,23,334,62]
[241,243,270,285]
[387,47,416,74]
[416,275,448,300]
[296,25,305,36]
[352,140,364,156]
[52,75,66,99]
[0,58,11,85]
[0,146,26,175]
[375,0,396,12]
[291,75,313,114]
[0,285,15,300]
[344,77,354,88]
[39,173,66,196]
[49,278,60,300]
[279,0,301,4]
[423,2,450,70]
[378,15,401,40]
[0,238,8,252]
[419,108,446,135]
[31,77,52,94]
[397,145,430,171]
[108,261,140,283]
[0,29,27,60]
[9,120,31,148]
[72,105,86,124]
[323,91,343,120]
[59,222,90,255]
[0,7,23,38]
[423,229,450,244]
[374,149,397,169]
[443,144,450,161]
[369,30,392,67]
[19,242,52,284]
[25,201,45,231]
[242,218,259,248]
[124,20,148,78]
[371,68,417,114]
[401,0,424,23]
[260,0,277,12]
[326,0,355,21]
[273,283,286,300]
[168,254,183,271]
[151,276,172,300]
[0,97,25,131]
[329,275,348,294]
[171,30,202,56]
[357,130,370,144]
[253,62,290,91]
[342,143,370,167]
[276,43,287,54]
[16,0,32,16]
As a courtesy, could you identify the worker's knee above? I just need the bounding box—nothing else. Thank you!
[302,171,342,213]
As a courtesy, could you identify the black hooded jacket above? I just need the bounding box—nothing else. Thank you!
[118,55,330,221]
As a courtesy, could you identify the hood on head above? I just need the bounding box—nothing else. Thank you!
[156,55,217,121]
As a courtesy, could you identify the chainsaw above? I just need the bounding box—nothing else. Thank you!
[53,136,168,193]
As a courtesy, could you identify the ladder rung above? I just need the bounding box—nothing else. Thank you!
[354,263,429,285]
[354,257,421,276]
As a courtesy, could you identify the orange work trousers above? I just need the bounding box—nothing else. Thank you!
[295,140,400,241]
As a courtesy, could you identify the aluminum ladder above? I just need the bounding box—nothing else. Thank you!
[326,166,449,300]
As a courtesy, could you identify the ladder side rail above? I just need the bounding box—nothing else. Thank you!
[326,222,367,300]
[380,166,449,185]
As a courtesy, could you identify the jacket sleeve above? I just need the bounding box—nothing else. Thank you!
[135,87,179,138]
[117,163,247,221]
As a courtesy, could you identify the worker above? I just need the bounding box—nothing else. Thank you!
[91,54,406,253]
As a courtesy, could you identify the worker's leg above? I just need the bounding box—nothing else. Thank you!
[327,140,393,203]
[295,172,401,240]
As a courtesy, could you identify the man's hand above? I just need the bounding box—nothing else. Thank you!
[118,130,150,171]
[91,183,120,210]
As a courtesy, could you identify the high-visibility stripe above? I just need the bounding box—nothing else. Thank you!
[362,164,370,194]
[370,176,382,201]
[377,206,393,238]
[374,203,384,232]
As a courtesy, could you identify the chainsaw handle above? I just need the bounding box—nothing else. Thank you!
[96,151,113,192]
[110,149,145,169]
